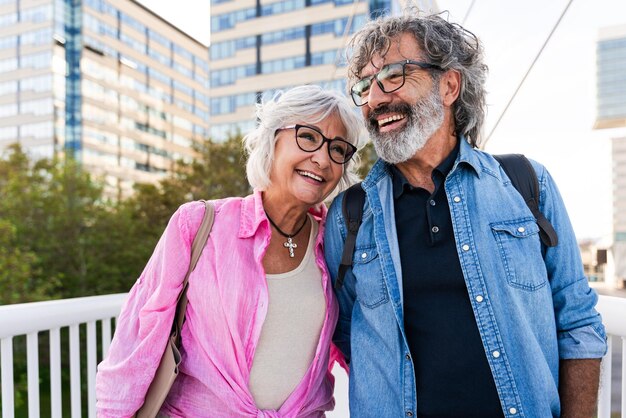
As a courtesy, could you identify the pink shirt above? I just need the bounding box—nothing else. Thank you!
[96,192,345,417]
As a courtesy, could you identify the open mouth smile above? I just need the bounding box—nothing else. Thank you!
[378,114,406,128]
[296,170,325,182]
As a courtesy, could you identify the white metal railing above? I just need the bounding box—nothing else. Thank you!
[0,294,624,417]
[0,294,127,418]
[597,295,626,418]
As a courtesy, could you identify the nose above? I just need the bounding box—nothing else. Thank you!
[366,79,391,111]
[310,142,332,168]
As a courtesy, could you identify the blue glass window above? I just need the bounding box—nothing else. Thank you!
[0,35,18,50]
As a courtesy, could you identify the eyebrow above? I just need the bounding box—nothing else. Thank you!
[299,123,348,142]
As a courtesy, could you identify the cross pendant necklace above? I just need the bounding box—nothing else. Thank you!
[264,211,308,258]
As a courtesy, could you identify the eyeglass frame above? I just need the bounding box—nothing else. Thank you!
[350,59,444,107]
[275,124,357,165]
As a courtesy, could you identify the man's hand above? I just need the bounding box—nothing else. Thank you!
[559,358,602,418]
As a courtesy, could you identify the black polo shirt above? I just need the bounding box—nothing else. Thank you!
[391,141,503,418]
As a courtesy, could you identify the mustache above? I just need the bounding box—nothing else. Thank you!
[367,103,413,130]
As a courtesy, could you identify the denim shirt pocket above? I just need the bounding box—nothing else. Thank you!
[352,245,389,308]
[490,218,548,291]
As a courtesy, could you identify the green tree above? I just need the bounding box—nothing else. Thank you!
[0,144,106,299]
[356,140,378,178]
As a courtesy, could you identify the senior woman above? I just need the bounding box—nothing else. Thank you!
[95,85,362,417]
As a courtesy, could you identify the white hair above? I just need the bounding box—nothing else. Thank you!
[244,85,364,195]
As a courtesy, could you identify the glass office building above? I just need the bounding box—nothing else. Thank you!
[208,0,437,141]
[595,24,626,284]
[0,0,210,195]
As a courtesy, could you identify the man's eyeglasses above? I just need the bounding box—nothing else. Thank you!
[350,59,443,107]
[276,124,357,165]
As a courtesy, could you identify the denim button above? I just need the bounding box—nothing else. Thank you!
[492,350,501,358]
[509,407,517,415]
[462,244,470,251]
[405,353,411,360]
[475,295,484,302]
[517,227,525,233]
[453,196,461,203]
[361,252,367,259]
[406,412,413,417]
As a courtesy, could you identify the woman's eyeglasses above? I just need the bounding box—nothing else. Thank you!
[276,124,357,165]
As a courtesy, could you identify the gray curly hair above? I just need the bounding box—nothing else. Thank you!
[347,11,488,147]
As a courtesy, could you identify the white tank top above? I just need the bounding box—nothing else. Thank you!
[249,215,326,410]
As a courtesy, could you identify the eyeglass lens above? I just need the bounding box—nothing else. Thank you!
[352,62,405,105]
[295,126,354,164]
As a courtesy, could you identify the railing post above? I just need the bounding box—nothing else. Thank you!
[27,332,40,417]
[1,337,15,418]
[70,324,81,418]
[87,321,97,418]
[598,335,613,418]
[50,327,62,418]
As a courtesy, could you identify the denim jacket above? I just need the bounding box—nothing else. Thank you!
[324,138,607,418]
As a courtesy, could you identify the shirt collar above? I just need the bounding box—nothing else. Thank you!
[390,139,460,199]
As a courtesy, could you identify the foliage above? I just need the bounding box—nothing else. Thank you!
[0,135,251,302]
[356,140,378,179]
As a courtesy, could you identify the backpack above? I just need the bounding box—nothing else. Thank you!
[334,154,558,290]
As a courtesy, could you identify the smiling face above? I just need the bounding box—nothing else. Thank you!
[265,112,347,209]
[358,33,446,164]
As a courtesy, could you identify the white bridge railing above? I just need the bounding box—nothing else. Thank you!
[0,294,624,418]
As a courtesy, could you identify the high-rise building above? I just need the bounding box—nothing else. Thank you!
[0,0,210,195]
[595,24,626,286]
[208,0,437,142]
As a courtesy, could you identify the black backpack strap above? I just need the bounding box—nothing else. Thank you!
[335,182,366,290]
[494,154,558,247]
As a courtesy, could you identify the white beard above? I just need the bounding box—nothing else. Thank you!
[369,84,445,165]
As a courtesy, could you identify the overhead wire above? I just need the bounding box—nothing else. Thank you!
[461,0,476,25]
[484,0,575,145]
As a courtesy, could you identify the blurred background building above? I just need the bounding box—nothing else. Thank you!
[208,0,437,141]
[0,0,210,196]
[595,23,626,288]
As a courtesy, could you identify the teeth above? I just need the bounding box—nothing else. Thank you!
[378,114,405,126]
[298,170,323,182]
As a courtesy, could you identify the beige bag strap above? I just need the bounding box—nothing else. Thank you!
[173,201,215,341]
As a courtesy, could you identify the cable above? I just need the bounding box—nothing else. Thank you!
[484,0,574,145]
[462,0,476,25]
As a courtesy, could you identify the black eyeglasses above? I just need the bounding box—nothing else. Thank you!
[276,124,357,165]
[350,59,443,107]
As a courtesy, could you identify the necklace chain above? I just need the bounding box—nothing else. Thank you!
[264,211,308,258]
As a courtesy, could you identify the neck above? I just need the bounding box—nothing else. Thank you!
[395,122,457,191]
[262,191,310,233]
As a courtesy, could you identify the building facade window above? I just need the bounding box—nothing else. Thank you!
[21,27,53,47]
[20,75,53,92]
[260,0,305,17]
[210,64,256,87]
[21,121,53,139]
[0,103,18,118]
[0,57,18,72]
[0,80,18,95]
[0,12,18,26]
[21,98,54,116]
[0,126,18,140]
[0,34,18,50]
[20,4,53,23]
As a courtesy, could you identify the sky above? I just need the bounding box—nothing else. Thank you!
[138,0,626,241]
